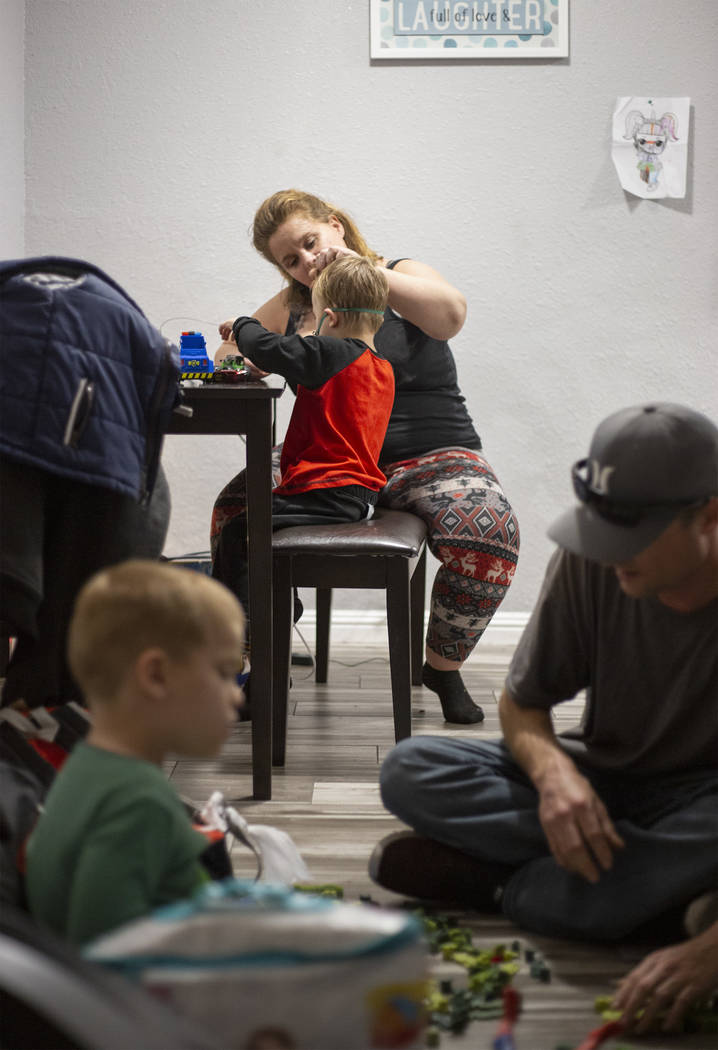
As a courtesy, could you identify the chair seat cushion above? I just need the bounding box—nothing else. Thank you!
[272,509,427,558]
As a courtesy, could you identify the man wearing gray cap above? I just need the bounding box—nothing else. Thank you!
[371,403,717,1027]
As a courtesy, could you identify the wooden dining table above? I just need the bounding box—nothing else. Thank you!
[167,378,285,799]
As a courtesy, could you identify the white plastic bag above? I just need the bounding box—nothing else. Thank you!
[198,790,312,885]
[86,879,429,1050]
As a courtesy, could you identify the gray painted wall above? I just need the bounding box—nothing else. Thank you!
[10,0,718,614]
[0,0,25,256]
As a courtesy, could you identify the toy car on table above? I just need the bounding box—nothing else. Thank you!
[179,331,214,381]
[213,354,251,383]
[179,332,250,384]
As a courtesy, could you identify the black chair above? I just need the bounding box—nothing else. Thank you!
[272,508,428,766]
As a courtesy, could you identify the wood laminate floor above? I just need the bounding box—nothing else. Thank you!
[168,640,714,1050]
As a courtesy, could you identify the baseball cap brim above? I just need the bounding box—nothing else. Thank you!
[547,503,679,564]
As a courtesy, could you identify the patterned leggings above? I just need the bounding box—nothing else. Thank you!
[210,446,520,664]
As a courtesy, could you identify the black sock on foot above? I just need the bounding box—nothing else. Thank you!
[422,662,484,724]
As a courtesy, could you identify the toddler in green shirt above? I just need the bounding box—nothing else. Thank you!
[26,559,246,945]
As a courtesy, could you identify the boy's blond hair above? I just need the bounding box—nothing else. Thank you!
[313,256,389,336]
[68,560,245,703]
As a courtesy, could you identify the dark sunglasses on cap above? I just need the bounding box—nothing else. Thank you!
[571,459,703,527]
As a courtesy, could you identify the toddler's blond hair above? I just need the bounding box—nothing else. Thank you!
[313,256,389,336]
[68,560,245,703]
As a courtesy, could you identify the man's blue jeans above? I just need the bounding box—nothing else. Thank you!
[379,736,718,940]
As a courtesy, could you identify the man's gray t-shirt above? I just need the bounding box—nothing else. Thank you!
[505,548,718,774]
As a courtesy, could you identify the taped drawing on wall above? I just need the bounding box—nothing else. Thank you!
[612,97,690,199]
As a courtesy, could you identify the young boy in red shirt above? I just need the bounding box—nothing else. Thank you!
[212,256,394,629]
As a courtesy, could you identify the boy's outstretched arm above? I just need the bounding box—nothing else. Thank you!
[232,317,360,389]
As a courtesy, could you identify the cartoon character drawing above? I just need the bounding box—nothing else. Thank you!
[623,108,679,192]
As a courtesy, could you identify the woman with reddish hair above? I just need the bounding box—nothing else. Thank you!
[212,189,520,723]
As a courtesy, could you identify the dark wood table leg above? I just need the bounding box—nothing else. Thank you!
[386,558,413,742]
[315,589,332,683]
[245,401,273,799]
[271,556,293,768]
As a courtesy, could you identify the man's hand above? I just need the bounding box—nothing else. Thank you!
[499,690,625,883]
[612,922,718,1032]
[536,762,625,882]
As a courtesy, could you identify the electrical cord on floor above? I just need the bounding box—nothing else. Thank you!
[292,625,390,672]
[163,557,388,673]
[290,624,316,680]
[329,655,391,667]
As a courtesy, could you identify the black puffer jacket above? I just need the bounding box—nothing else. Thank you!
[0,256,180,501]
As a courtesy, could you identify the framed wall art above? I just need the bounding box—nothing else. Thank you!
[370,0,569,59]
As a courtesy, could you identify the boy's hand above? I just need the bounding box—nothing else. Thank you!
[240,356,269,378]
[309,246,359,283]
[218,318,237,341]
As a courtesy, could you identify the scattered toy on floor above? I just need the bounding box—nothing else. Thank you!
[492,985,521,1050]
[293,882,344,899]
[573,1019,625,1050]
[414,910,519,1040]
[594,991,718,1034]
